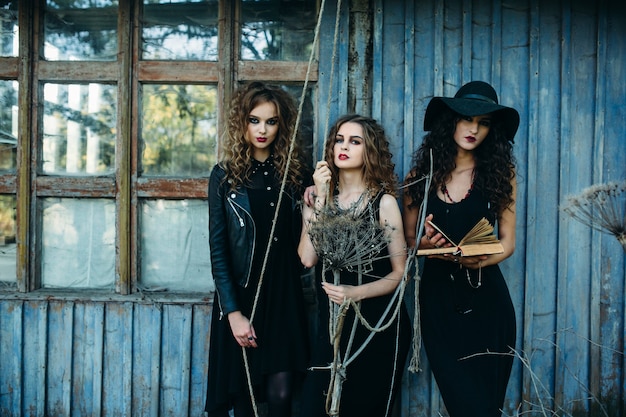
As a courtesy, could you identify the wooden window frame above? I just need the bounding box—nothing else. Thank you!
[3,0,317,295]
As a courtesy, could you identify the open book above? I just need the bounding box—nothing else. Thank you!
[417,217,504,257]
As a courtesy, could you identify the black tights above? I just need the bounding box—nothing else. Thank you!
[233,371,294,417]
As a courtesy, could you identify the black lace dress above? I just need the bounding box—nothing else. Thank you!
[420,189,516,417]
[301,195,411,417]
[205,159,309,415]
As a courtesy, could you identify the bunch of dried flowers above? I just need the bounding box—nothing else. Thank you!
[561,180,626,252]
[306,193,393,276]
[304,191,401,416]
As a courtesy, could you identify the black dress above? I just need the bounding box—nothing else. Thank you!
[301,196,411,417]
[420,189,516,417]
[205,160,309,415]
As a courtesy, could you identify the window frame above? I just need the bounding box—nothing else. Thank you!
[3,0,318,295]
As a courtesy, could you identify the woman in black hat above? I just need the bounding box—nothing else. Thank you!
[403,81,519,417]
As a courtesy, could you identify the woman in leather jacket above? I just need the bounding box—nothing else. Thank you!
[205,82,310,417]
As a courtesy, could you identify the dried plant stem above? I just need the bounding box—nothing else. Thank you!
[460,328,613,417]
[562,180,626,252]
[325,298,349,416]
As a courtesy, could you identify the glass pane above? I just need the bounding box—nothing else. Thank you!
[141,84,217,176]
[140,199,212,292]
[142,0,218,60]
[41,198,115,288]
[42,83,116,176]
[241,0,317,61]
[0,1,18,57]
[281,84,315,166]
[0,195,16,283]
[0,80,18,173]
[44,0,118,61]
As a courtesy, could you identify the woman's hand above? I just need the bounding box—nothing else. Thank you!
[420,214,450,249]
[429,253,488,268]
[303,185,317,207]
[227,311,258,348]
[312,161,332,200]
[322,282,360,305]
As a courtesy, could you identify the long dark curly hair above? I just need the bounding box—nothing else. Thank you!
[323,114,398,198]
[220,81,306,192]
[404,107,516,216]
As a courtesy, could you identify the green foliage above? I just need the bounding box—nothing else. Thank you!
[141,84,218,176]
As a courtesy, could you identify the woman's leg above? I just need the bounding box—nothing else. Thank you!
[266,371,293,417]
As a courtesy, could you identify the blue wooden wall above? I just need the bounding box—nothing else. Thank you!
[0,297,212,416]
[316,0,626,416]
[0,1,624,416]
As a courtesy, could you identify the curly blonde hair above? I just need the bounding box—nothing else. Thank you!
[220,82,306,191]
[323,114,398,197]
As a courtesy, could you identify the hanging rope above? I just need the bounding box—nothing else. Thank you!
[240,1,330,416]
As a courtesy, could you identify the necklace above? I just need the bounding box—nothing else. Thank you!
[441,183,473,203]
[441,169,475,203]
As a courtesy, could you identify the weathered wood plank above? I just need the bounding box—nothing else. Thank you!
[139,61,220,83]
[498,0,531,412]
[102,302,133,417]
[313,0,348,162]
[47,301,74,415]
[135,178,209,199]
[71,302,105,417]
[35,177,116,198]
[238,61,319,82]
[160,304,192,415]
[37,62,118,82]
[520,0,562,412]
[597,5,626,414]
[190,304,212,414]
[0,301,23,415]
[378,0,407,183]
[22,301,47,417]
[132,303,162,417]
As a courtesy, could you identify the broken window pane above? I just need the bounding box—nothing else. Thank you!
[139,199,212,292]
[240,0,317,61]
[141,84,217,176]
[142,0,219,61]
[42,83,116,176]
[44,0,118,61]
[41,198,115,289]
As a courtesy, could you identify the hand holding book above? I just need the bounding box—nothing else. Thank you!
[417,217,504,257]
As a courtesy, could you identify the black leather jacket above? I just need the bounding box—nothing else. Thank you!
[208,164,304,318]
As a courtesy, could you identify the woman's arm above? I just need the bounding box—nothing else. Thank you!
[402,184,447,250]
[298,202,319,268]
[322,194,408,305]
[298,161,332,268]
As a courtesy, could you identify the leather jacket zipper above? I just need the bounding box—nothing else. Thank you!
[226,198,256,289]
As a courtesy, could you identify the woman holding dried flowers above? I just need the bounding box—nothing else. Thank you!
[298,114,411,417]
[205,82,310,417]
[403,81,519,417]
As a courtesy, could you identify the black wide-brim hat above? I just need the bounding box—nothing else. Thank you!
[423,81,520,142]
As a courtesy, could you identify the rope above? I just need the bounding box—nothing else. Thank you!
[407,149,434,373]
[321,0,344,154]
[240,1,329,416]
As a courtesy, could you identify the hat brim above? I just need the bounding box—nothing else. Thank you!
[423,97,520,141]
